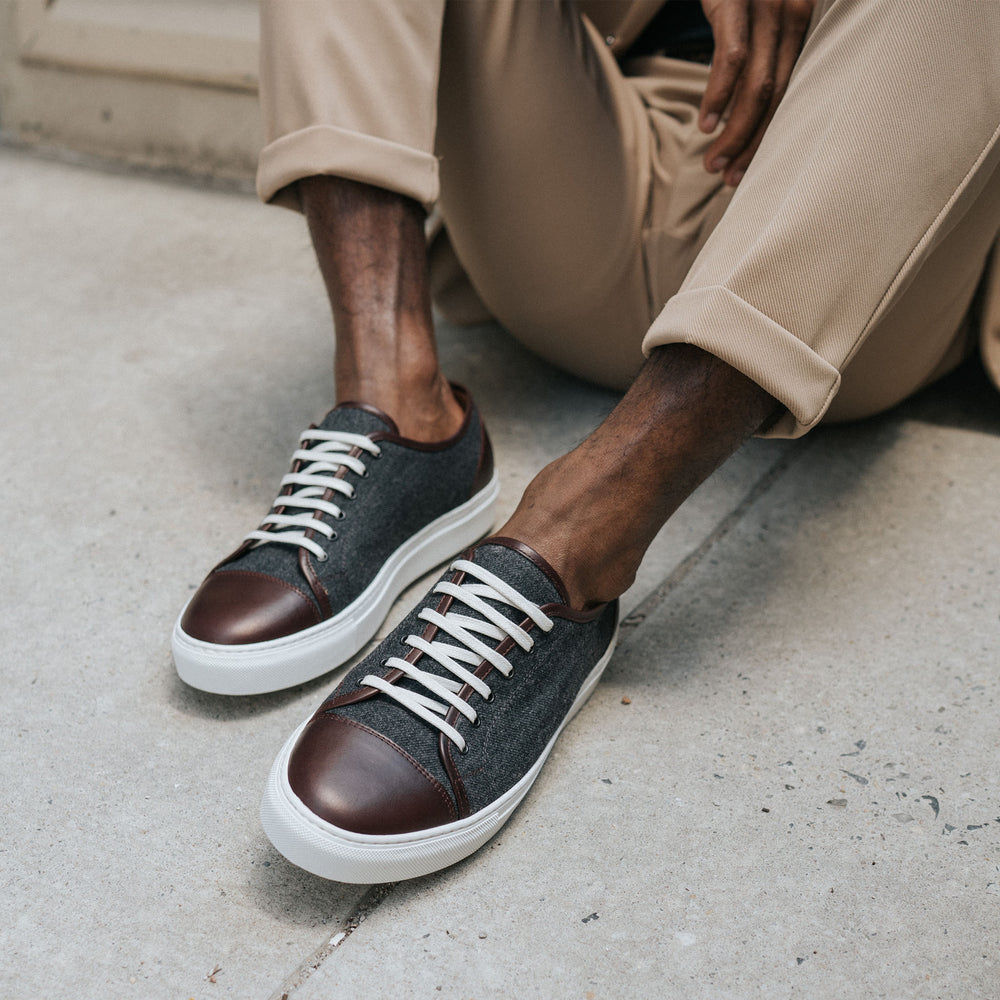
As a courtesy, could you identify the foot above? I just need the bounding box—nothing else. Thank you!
[259,538,619,883]
[172,385,498,694]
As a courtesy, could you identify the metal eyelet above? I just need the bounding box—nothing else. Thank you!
[361,469,370,479]
[335,511,345,520]
[457,742,469,755]
[484,692,496,704]
[316,552,329,562]
[329,531,338,541]
[470,715,481,728]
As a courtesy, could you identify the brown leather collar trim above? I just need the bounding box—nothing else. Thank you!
[472,417,495,497]
[539,601,610,623]
[367,383,474,452]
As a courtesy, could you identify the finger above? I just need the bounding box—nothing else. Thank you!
[770,0,813,104]
[722,122,766,185]
[782,0,816,51]
[722,0,814,184]
[704,0,783,172]
[698,0,749,134]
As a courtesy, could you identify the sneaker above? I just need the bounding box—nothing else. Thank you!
[172,385,499,695]
[260,537,619,883]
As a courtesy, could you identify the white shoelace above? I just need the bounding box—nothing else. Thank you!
[244,430,381,561]
[361,559,555,752]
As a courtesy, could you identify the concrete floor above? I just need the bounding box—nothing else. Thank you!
[2,146,998,999]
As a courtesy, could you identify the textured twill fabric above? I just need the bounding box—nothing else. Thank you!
[218,402,487,615]
[643,0,1000,434]
[320,542,619,814]
[258,0,1000,436]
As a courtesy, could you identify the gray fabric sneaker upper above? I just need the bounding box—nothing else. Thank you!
[283,538,619,835]
[216,394,490,617]
[174,385,497,695]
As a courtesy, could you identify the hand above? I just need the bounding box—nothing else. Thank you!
[698,0,815,185]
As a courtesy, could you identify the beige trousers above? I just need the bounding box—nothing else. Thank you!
[257,0,1000,438]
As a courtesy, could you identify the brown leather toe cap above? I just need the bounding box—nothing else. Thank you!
[288,713,457,835]
[180,570,321,644]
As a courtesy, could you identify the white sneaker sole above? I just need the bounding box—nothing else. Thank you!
[259,621,618,883]
[171,474,500,695]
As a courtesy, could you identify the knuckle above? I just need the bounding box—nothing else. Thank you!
[754,77,775,106]
[723,43,748,70]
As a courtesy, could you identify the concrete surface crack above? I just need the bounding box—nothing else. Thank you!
[265,883,397,1000]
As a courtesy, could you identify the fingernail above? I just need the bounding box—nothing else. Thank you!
[709,156,730,173]
[728,168,745,185]
[701,112,719,132]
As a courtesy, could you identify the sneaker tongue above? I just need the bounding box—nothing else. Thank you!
[316,405,395,437]
[469,541,564,609]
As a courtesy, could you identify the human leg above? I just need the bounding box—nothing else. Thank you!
[501,343,779,608]
[174,172,499,693]
[172,176,498,692]
[298,175,462,442]
[181,0,721,690]
[499,0,1000,609]
[251,0,791,880]
[266,0,772,615]
[177,0,748,691]
[173,4,496,693]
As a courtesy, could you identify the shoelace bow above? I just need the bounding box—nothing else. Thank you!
[244,429,381,561]
[361,559,555,752]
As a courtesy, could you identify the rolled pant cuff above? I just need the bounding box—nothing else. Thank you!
[256,124,440,212]
[642,285,842,438]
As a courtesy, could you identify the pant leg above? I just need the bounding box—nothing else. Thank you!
[432,3,734,388]
[256,0,733,390]
[643,0,1000,438]
[257,0,445,212]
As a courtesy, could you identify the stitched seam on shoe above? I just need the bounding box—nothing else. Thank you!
[439,616,537,818]
[298,441,363,618]
[329,714,458,823]
[299,548,332,620]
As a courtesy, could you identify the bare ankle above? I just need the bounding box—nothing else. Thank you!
[336,370,464,442]
[302,175,460,441]
[497,458,643,610]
